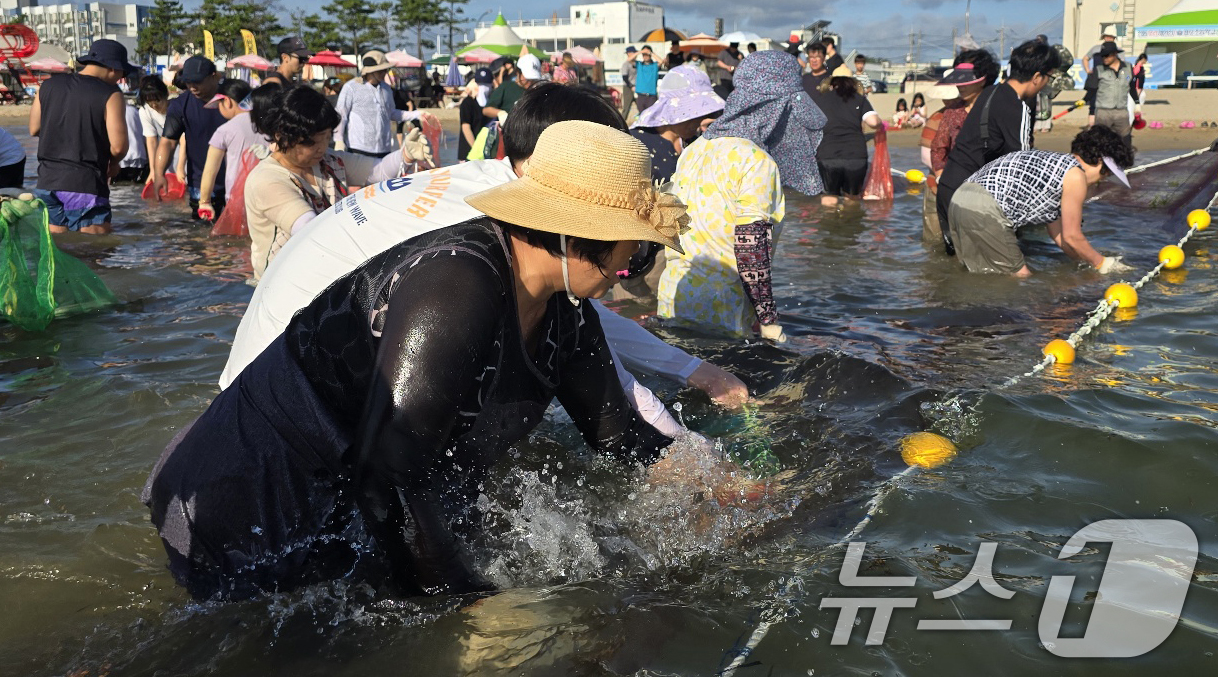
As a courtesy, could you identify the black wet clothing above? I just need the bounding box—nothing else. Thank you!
[35,73,120,197]
[143,218,672,600]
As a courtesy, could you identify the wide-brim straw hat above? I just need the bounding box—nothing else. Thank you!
[465,120,689,254]
[360,50,393,75]
[632,64,725,129]
[830,64,853,78]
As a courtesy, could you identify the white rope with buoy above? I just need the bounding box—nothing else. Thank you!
[719,206,1213,676]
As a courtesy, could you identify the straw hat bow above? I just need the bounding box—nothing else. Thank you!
[466,120,689,253]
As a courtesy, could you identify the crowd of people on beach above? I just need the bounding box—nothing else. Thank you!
[13,33,1152,602]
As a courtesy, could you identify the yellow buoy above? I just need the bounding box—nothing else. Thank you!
[1104,282,1138,308]
[900,432,957,469]
[905,169,926,184]
[1043,339,1075,364]
[1187,209,1211,230]
[1158,245,1185,270]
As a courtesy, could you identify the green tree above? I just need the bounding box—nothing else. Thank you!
[395,0,442,57]
[440,0,467,53]
[290,10,342,52]
[320,0,381,56]
[194,0,284,57]
[137,0,192,62]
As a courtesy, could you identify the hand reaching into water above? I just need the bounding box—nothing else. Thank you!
[645,432,783,509]
[1097,255,1133,274]
[686,361,749,409]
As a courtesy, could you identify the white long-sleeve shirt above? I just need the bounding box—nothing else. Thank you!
[334,79,421,155]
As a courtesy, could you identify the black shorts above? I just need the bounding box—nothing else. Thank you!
[817,158,868,197]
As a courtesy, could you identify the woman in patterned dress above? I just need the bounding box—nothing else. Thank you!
[657,50,826,341]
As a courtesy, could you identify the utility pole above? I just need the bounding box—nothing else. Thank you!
[999,21,1005,56]
[907,26,914,64]
[952,26,957,57]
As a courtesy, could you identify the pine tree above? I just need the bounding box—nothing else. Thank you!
[395,0,443,58]
[320,0,381,56]
[137,0,192,62]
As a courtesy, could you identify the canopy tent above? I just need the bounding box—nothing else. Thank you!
[427,53,453,66]
[227,54,273,70]
[458,13,548,60]
[718,31,763,44]
[460,47,500,64]
[1135,0,1218,83]
[679,33,727,54]
[308,50,357,68]
[385,50,424,68]
[638,27,687,42]
[549,45,601,65]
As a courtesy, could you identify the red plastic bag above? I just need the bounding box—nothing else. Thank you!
[862,126,893,201]
[140,173,186,201]
[418,112,443,171]
[210,148,260,237]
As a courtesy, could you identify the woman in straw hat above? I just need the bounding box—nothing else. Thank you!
[815,64,882,206]
[144,120,689,602]
[658,50,826,342]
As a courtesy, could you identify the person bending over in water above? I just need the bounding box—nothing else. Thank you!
[144,121,687,601]
[947,125,1135,276]
[242,84,432,281]
[220,83,749,438]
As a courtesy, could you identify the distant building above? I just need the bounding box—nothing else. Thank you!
[1062,0,1177,59]
[475,1,665,53]
[6,1,151,58]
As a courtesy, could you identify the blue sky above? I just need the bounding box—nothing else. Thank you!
[285,0,1068,64]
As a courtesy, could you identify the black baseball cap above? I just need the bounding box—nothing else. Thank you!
[1099,42,1124,57]
[78,39,138,73]
[474,66,493,85]
[179,55,218,83]
[277,36,311,59]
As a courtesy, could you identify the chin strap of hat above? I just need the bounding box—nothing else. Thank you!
[560,233,581,307]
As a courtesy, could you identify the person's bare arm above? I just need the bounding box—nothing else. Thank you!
[1047,168,1103,268]
[461,122,477,149]
[28,89,41,137]
[150,136,179,201]
[105,92,129,177]
[143,135,159,181]
[196,146,225,218]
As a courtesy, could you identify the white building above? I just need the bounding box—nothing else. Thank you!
[1062,0,1178,59]
[10,1,151,58]
[476,1,665,53]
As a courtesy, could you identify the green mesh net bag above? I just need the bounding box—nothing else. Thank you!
[0,196,117,331]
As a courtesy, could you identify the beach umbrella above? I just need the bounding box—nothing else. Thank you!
[549,45,601,66]
[227,54,273,70]
[719,31,763,44]
[444,54,463,87]
[459,47,501,64]
[25,57,69,72]
[678,34,727,54]
[308,50,357,68]
[638,27,687,42]
[385,50,424,67]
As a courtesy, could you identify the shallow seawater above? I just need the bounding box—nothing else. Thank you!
[2,129,1217,676]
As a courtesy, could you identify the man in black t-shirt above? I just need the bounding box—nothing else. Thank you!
[801,43,829,98]
[30,39,133,234]
[263,37,311,87]
[936,40,1058,253]
[822,36,843,73]
[151,55,228,219]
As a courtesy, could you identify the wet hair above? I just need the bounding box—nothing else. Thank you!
[822,75,861,100]
[500,223,621,269]
[805,42,826,56]
[911,92,925,107]
[896,97,908,111]
[261,84,342,150]
[137,75,168,106]
[214,78,252,106]
[1071,125,1133,169]
[1007,40,1060,82]
[249,82,284,135]
[502,82,626,164]
[954,48,1000,86]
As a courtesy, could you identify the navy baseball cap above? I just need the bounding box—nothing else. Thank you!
[277,36,311,58]
[626,46,637,54]
[179,55,217,83]
[474,66,493,85]
[78,39,138,73]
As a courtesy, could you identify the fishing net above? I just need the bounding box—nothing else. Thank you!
[862,126,893,200]
[211,147,260,238]
[0,196,117,331]
[1091,148,1218,220]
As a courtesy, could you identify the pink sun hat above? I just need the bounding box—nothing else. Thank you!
[631,64,726,129]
